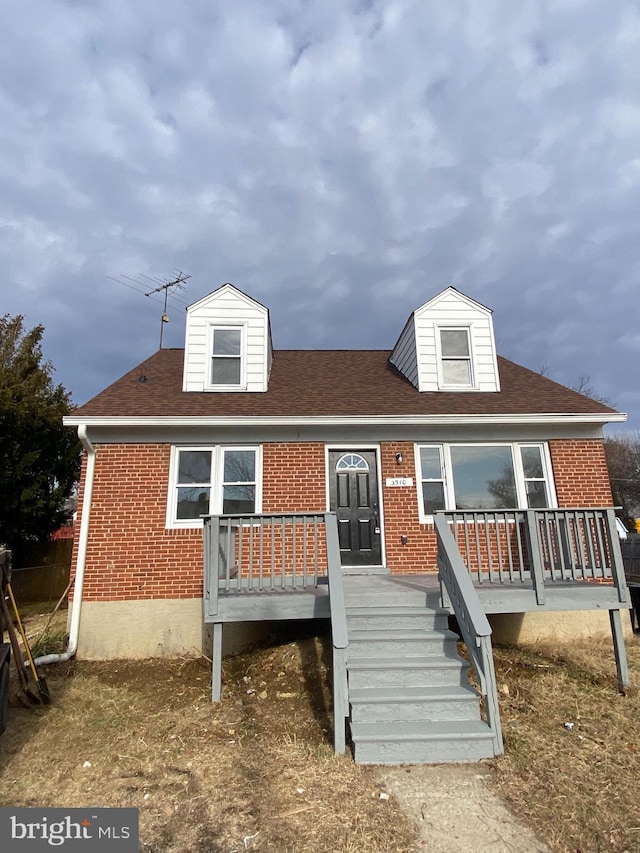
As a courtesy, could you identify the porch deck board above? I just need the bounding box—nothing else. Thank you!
[384,572,624,614]
[208,582,330,623]
[209,571,624,624]
[204,509,631,755]
[473,580,624,613]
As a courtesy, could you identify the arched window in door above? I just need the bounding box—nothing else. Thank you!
[335,453,369,471]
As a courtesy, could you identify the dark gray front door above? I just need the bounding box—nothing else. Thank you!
[329,450,382,566]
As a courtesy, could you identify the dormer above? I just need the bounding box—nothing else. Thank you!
[182,284,273,392]
[389,287,500,392]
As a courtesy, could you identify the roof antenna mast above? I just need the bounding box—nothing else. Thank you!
[144,272,191,349]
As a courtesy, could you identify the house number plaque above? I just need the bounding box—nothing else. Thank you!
[385,477,414,487]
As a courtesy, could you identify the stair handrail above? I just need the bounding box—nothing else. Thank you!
[434,514,504,755]
[203,514,220,618]
[325,512,349,754]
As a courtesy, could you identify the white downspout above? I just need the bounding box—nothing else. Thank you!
[34,424,95,666]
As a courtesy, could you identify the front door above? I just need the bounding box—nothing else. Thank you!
[329,450,382,566]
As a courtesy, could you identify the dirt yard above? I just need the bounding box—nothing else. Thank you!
[491,635,640,853]
[0,623,418,853]
[1,614,639,852]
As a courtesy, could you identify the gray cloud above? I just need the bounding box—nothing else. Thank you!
[1,0,638,429]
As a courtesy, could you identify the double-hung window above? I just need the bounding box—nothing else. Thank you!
[438,327,473,388]
[418,446,446,514]
[209,326,243,388]
[416,443,555,520]
[221,449,257,514]
[168,446,261,527]
[520,444,550,508]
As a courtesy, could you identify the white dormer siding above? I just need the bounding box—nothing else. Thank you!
[182,284,273,392]
[388,316,419,387]
[390,287,500,393]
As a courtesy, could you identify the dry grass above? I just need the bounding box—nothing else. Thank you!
[490,635,640,853]
[5,605,639,852]
[0,625,419,853]
[11,599,69,656]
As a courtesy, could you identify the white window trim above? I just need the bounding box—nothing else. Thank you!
[435,325,476,390]
[414,442,557,523]
[205,323,247,391]
[166,444,262,529]
[517,442,556,511]
[415,444,446,516]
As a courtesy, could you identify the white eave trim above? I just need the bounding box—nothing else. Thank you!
[64,412,627,428]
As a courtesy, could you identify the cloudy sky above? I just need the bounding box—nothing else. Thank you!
[1,1,639,430]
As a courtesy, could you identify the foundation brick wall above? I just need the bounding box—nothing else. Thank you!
[73,437,615,600]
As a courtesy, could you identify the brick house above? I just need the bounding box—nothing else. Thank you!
[64,282,626,663]
[65,282,632,761]
[63,282,634,762]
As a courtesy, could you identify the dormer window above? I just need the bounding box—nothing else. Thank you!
[210,326,244,388]
[182,284,272,393]
[389,288,500,393]
[438,327,473,388]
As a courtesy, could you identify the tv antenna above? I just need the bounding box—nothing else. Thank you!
[143,271,191,348]
[108,270,192,349]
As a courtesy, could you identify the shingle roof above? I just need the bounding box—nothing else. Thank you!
[72,349,619,420]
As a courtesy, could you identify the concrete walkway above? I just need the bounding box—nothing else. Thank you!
[378,764,549,852]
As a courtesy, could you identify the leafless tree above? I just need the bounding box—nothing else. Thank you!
[604,433,640,527]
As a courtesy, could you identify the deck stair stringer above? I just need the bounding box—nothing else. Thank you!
[342,575,498,765]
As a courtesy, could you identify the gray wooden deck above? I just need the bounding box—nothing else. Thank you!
[203,512,333,626]
[204,507,630,623]
[211,580,330,622]
[365,572,628,614]
[209,571,628,622]
[202,508,632,758]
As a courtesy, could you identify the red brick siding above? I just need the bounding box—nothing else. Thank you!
[76,442,328,603]
[229,443,329,578]
[380,442,439,574]
[79,444,203,602]
[73,437,615,600]
[548,439,613,507]
[379,438,615,575]
[262,443,326,511]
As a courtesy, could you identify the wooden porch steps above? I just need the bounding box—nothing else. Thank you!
[343,576,497,765]
[350,720,496,764]
[349,684,481,722]
[348,627,461,657]
[346,605,449,631]
[348,656,470,688]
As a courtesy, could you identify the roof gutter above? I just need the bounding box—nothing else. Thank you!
[34,425,95,666]
[63,412,627,428]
